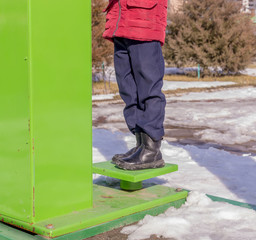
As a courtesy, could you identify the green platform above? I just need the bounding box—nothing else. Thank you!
[0,197,185,240]
[0,162,186,238]
[0,184,188,239]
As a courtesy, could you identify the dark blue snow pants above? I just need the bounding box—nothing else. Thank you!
[114,37,166,141]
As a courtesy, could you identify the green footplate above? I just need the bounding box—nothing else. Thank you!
[93,161,178,190]
[93,161,178,182]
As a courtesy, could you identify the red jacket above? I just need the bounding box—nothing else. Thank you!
[103,0,168,45]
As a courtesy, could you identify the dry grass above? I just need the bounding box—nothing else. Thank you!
[92,81,119,95]
[247,63,256,69]
[163,83,246,96]
[163,75,256,96]
[164,74,256,84]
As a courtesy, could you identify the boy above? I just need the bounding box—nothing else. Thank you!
[103,0,168,170]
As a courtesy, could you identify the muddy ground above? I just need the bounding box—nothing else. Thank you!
[87,228,172,240]
[92,99,256,156]
[90,96,255,240]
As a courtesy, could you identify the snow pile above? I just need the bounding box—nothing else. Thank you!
[165,67,197,75]
[92,103,124,132]
[92,93,117,101]
[165,87,256,145]
[160,141,256,204]
[93,87,256,146]
[93,129,256,239]
[121,191,256,240]
[93,129,129,163]
[169,87,256,101]
[165,101,256,145]
[162,80,235,91]
[93,129,256,204]
[240,68,256,77]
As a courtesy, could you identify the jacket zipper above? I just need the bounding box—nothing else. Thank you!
[113,0,121,36]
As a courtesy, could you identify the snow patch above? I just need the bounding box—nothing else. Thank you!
[93,130,256,204]
[92,94,117,101]
[168,87,256,101]
[121,191,256,240]
[162,81,235,91]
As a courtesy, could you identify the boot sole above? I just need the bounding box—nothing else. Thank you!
[116,159,165,170]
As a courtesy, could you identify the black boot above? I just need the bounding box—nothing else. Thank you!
[112,132,141,163]
[115,132,165,170]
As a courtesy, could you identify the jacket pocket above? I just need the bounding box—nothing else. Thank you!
[127,0,157,9]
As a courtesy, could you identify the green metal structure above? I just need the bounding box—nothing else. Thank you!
[0,0,92,223]
[0,1,188,239]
